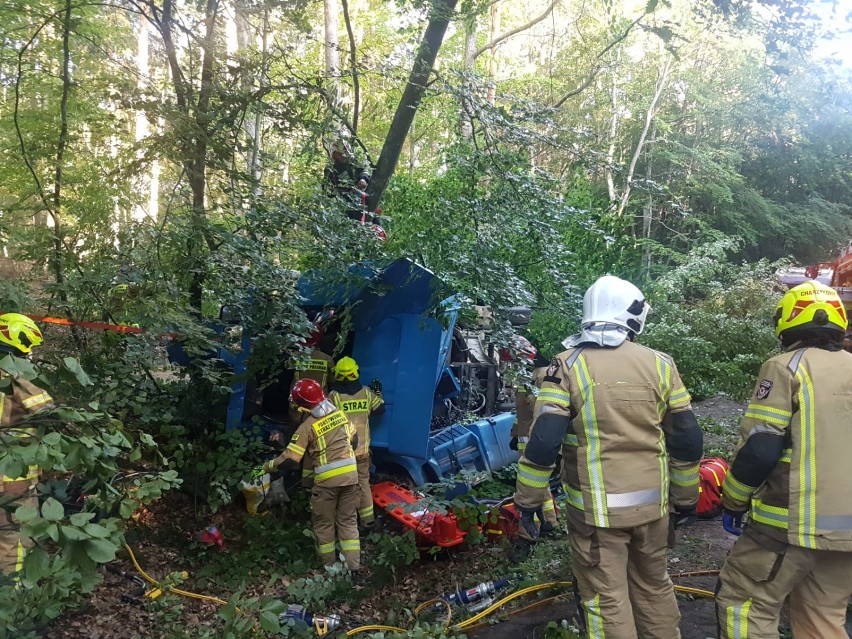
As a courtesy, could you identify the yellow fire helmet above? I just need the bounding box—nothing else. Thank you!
[0,313,44,354]
[333,356,359,381]
[773,280,848,338]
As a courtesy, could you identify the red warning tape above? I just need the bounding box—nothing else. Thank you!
[25,315,144,334]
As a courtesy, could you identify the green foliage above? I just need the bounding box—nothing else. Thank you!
[138,593,295,639]
[285,563,354,609]
[366,529,420,583]
[0,359,180,639]
[168,427,270,514]
[642,238,781,400]
[190,516,317,592]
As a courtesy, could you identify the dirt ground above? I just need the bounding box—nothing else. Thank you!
[39,394,851,639]
[466,521,733,639]
[467,395,852,639]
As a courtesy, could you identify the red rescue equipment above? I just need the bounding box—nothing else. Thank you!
[697,457,729,518]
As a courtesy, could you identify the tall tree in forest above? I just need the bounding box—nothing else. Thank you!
[141,0,223,313]
[366,0,459,210]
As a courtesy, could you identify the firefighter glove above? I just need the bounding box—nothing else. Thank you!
[509,437,519,451]
[516,504,542,540]
[670,505,697,529]
[722,511,744,536]
[370,378,383,396]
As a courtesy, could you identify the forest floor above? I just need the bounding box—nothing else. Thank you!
[41,395,851,639]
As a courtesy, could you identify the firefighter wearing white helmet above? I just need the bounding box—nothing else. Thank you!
[512,275,703,638]
[716,280,852,639]
[0,313,54,575]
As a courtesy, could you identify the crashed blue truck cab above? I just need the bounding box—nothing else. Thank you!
[294,258,519,486]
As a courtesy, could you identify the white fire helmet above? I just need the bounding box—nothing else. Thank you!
[581,275,650,335]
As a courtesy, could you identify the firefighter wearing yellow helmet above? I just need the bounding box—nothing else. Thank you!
[0,313,54,575]
[717,280,852,638]
[328,357,384,529]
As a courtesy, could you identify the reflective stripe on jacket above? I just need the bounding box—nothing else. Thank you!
[328,386,383,457]
[722,347,852,551]
[511,367,546,440]
[1,364,54,483]
[273,408,358,487]
[290,349,335,390]
[534,341,699,529]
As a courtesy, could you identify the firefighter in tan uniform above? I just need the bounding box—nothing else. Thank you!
[0,313,54,575]
[328,357,384,529]
[510,353,558,535]
[264,379,361,570]
[287,325,335,428]
[717,280,852,639]
[513,276,703,639]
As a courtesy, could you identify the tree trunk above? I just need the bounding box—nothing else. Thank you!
[340,0,360,134]
[460,18,476,140]
[605,52,621,203]
[184,0,221,314]
[642,123,656,276]
[616,56,673,217]
[366,0,458,210]
[52,0,72,302]
[237,2,268,196]
[486,2,500,104]
[135,12,158,221]
[324,0,340,106]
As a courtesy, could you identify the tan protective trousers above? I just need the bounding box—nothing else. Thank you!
[716,532,852,639]
[0,479,36,575]
[311,483,361,570]
[570,515,680,639]
[356,455,374,525]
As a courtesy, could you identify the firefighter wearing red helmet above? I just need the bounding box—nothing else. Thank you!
[0,313,54,575]
[717,280,852,639]
[512,276,703,638]
[264,379,361,571]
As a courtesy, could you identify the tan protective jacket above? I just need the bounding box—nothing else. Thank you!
[1,365,54,484]
[722,347,852,551]
[510,367,546,450]
[270,408,358,487]
[517,341,700,529]
[289,349,335,390]
[328,386,384,458]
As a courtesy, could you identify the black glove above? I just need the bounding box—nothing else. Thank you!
[516,504,543,540]
[670,505,697,529]
[510,437,519,451]
[370,378,383,396]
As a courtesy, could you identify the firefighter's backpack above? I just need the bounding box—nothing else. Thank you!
[697,457,729,518]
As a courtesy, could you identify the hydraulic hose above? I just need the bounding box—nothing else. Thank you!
[454,581,573,630]
[414,597,452,629]
[345,625,409,636]
[125,542,717,636]
[124,543,232,608]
